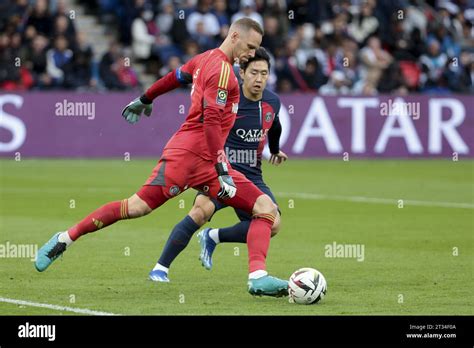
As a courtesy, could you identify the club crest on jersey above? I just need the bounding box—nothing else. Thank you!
[265,112,273,123]
[216,89,228,106]
[169,185,180,196]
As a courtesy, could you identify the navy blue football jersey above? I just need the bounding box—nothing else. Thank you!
[224,86,281,179]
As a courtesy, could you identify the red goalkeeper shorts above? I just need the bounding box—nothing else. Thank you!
[136,148,266,214]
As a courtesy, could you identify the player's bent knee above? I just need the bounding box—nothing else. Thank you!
[127,194,153,218]
[188,206,208,227]
[271,212,281,237]
[253,194,278,217]
[188,195,215,226]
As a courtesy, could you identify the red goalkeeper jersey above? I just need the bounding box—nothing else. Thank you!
[163,49,239,164]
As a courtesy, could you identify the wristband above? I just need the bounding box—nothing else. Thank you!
[140,94,153,104]
[215,162,229,176]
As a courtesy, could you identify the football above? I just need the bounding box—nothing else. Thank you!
[288,268,327,305]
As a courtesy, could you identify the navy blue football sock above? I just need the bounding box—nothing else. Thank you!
[158,215,200,268]
[218,221,251,243]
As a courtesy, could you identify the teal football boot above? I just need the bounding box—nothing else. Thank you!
[248,275,289,297]
[35,232,67,272]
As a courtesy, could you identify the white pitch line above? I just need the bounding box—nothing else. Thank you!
[0,297,119,316]
[275,192,474,209]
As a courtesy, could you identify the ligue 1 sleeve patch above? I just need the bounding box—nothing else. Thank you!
[216,89,228,106]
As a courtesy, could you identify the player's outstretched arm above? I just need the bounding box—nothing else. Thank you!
[267,114,288,165]
[122,65,194,124]
[269,150,288,166]
[121,97,153,124]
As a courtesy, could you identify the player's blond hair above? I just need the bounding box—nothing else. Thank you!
[230,18,264,36]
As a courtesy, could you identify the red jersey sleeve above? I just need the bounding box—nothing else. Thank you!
[203,61,233,111]
[179,54,201,77]
[202,61,233,165]
[143,54,202,102]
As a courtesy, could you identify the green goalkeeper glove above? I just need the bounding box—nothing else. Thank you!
[121,96,153,124]
[215,162,237,199]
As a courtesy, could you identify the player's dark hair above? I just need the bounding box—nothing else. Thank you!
[240,47,271,72]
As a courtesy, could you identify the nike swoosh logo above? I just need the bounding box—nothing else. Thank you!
[235,115,245,119]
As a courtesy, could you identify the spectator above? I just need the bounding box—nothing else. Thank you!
[437,2,463,39]
[182,40,200,63]
[62,49,94,90]
[320,38,344,77]
[287,0,327,26]
[275,35,315,92]
[159,55,183,79]
[156,0,175,36]
[62,32,95,90]
[231,0,264,28]
[277,78,295,93]
[53,0,71,17]
[340,39,360,88]
[99,41,125,90]
[300,57,327,91]
[402,1,428,36]
[23,23,38,48]
[213,0,230,42]
[53,14,76,50]
[74,31,94,58]
[191,20,217,51]
[321,11,349,45]
[459,19,474,50]
[319,70,351,95]
[186,0,221,37]
[428,23,461,59]
[46,35,73,87]
[213,0,230,27]
[156,0,190,57]
[261,15,281,54]
[377,62,409,94]
[118,0,148,45]
[359,35,393,91]
[0,34,22,90]
[9,0,29,19]
[116,55,140,89]
[419,38,449,91]
[26,0,53,37]
[23,34,52,88]
[460,54,474,93]
[131,9,156,60]
[348,0,379,44]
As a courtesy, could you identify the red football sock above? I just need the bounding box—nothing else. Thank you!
[246,214,275,273]
[67,199,129,241]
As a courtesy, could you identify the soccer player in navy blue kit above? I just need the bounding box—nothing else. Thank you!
[149,47,288,283]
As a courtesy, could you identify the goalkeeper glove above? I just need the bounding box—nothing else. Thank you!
[215,162,236,199]
[121,96,153,124]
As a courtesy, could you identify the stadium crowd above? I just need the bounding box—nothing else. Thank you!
[1,0,473,94]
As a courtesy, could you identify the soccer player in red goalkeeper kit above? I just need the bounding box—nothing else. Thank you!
[35,18,288,297]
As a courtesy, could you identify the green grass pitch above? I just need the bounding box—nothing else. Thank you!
[0,158,472,315]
